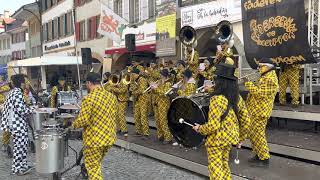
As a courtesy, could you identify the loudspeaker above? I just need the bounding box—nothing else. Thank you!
[125,34,136,52]
[81,48,92,65]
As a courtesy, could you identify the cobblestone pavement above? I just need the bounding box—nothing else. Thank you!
[0,139,206,180]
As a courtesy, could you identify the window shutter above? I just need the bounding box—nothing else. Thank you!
[92,16,97,39]
[75,22,80,41]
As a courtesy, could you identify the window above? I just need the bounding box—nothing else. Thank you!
[66,12,73,36]
[7,38,10,48]
[60,15,65,37]
[3,39,7,49]
[114,0,123,16]
[87,18,93,40]
[53,18,58,39]
[96,15,103,38]
[149,0,156,18]
[79,21,86,41]
[48,21,52,41]
[0,40,2,50]
[130,0,140,23]
[43,23,48,42]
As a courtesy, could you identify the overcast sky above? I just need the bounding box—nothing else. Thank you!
[0,0,36,16]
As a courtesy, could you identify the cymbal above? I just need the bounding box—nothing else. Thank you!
[57,113,75,119]
[59,104,80,110]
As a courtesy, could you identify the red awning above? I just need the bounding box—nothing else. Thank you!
[105,44,156,55]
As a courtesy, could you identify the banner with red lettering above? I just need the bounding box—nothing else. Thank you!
[97,3,128,44]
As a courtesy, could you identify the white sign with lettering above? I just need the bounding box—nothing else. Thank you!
[181,0,242,29]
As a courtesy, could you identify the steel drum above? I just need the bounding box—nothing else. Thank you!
[42,118,63,129]
[31,108,57,131]
[35,129,66,173]
[167,94,210,147]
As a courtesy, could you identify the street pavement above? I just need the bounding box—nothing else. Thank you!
[0,139,206,180]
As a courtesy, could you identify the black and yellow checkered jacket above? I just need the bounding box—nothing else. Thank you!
[0,84,10,104]
[72,87,117,147]
[50,85,72,108]
[178,82,196,97]
[132,76,149,102]
[112,82,129,102]
[245,70,278,118]
[199,95,251,147]
[187,50,199,74]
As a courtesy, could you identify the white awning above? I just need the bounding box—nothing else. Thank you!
[7,56,83,67]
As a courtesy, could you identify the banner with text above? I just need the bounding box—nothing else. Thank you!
[242,0,316,68]
[156,0,177,57]
[98,3,128,44]
[181,0,241,29]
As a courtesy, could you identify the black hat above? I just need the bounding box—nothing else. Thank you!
[215,63,237,80]
[183,69,193,79]
[58,76,66,81]
[160,69,169,78]
[259,58,274,65]
[131,68,140,74]
[86,72,101,83]
[207,56,214,65]
[177,60,186,67]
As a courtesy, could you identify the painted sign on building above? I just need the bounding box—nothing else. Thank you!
[181,0,241,29]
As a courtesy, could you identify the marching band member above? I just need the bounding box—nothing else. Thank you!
[151,69,173,144]
[1,74,33,175]
[186,46,199,75]
[175,60,186,83]
[71,72,117,180]
[130,69,150,138]
[244,58,279,167]
[50,76,72,108]
[112,74,129,137]
[279,64,301,107]
[149,63,161,127]
[102,72,111,84]
[193,63,251,180]
[177,69,196,97]
[0,75,11,151]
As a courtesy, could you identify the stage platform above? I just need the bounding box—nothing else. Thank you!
[114,125,320,180]
[125,104,320,163]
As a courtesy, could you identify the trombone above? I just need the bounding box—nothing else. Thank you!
[143,80,159,94]
[165,80,183,95]
[238,71,260,83]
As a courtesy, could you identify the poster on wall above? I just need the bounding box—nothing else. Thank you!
[156,0,177,57]
[242,0,316,69]
[181,0,241,29]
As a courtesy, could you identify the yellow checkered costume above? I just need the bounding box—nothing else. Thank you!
[199,95,250,180]
[131,76,150,136]
[186,50,199,74]
[72,87,117,180]
[177,81,196,97]
[112,82,129,133]
[154,81,173,141]
[0,83,10,146]
[279,64,301,105]
[50,85,72,108]
[150,69,161,132]
[245,70,278,160]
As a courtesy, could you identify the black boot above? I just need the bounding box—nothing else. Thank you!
[248,155,270,167]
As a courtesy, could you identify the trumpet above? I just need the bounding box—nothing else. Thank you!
[108,74,120,85]
[165,80,183,95]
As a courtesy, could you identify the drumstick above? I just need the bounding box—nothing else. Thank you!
[234,149,240,164]
[179,118,194,127]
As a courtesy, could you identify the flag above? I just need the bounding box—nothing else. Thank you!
[97,3,128,44]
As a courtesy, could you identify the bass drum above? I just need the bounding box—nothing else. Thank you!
[167,94,211,147]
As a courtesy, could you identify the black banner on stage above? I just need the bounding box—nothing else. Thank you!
[242,0,316,69]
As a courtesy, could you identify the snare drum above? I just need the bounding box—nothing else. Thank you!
[35,129,66,173]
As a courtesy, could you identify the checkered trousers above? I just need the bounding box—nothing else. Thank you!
[207,145,232,180]
[84,146,111,180]
[11,131,29,173]
[279,65,301,105]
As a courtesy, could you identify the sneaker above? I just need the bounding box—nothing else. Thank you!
[15,167,33,176]
[123,132,128,137]
[172,142,179,146]
[248,155,270,167]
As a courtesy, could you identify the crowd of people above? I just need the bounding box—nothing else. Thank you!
[0,41,301,180]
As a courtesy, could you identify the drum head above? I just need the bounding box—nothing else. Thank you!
[168,95,209,147]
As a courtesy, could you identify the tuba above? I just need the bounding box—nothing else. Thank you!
[215,20,233,44]
[179,26,197,47]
